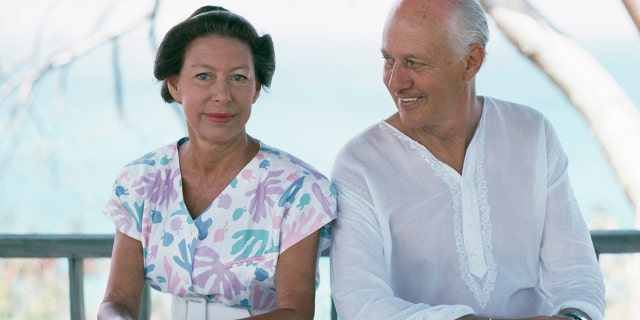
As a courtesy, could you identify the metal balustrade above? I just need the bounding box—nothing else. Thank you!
[1,230,639,320]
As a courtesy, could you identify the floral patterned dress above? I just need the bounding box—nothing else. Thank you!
[103,137,337,311]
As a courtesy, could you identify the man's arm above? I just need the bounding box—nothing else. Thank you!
[330,183,474,320]
[538,120,606,320]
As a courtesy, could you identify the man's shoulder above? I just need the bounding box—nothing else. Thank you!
[484,96,546,124]
[336,121,389,158]
[486,96,542,115]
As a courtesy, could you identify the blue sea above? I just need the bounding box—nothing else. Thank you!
[1,1,639,318]
[1,31,638,234]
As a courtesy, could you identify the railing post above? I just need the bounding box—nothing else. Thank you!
[331,298,338,320]
[68,257,85,320]
[140,284,151,320]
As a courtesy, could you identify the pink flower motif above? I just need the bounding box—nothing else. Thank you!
[272,216,283,229]
[214,221,229,242]
[141,216,152,247]
[107,199,134,235]
[286,172,299,182]
[171,218,183,233]
[282,207,324,251]
[148,245,159,259]
[164,256,185,294]
[241,169,256,183]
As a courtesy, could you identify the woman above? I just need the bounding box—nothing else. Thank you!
[98,6,337,320]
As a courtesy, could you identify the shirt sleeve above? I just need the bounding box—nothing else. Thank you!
[539,119,606,320]
[102,168,143,241]
[330,165,475,320]
[279,174,337,254]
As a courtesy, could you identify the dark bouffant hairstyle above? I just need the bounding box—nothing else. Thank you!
[154,6,276,103]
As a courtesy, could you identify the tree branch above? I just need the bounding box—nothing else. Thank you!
[0,3,159,108]
[480,0,640,221]
[623,0,640,34]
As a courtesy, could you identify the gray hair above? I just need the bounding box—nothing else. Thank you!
[448,0,490,61]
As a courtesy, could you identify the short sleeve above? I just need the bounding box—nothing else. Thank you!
[279,175,337,254]
[102,169,143,241]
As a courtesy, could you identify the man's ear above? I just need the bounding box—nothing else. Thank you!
[167,75,182,103]
[463,43,485,81]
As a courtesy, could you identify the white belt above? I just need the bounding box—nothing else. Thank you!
[171,295,267,320]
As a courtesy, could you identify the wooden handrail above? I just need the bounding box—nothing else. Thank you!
[0,234,148,320]
[590,229,640,258]
[0,234,113,258]
[1,230,639,319]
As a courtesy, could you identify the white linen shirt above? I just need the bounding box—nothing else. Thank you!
[330,97,605,320]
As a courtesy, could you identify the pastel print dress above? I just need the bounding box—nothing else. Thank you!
[103,138,337,311]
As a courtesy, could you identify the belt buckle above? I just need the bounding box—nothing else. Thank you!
[184,296,208,320]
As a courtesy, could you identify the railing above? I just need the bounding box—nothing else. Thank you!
[1,230,639,320]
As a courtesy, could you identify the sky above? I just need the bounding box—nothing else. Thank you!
[0,0,638,56]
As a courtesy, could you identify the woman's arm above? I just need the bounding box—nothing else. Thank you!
[98,230,146,320]
[247,230,321,320]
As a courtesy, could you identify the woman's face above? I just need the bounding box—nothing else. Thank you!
[168,35,260,146]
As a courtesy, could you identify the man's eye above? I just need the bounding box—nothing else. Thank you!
[383,56,394,69]
[406,60,425,69]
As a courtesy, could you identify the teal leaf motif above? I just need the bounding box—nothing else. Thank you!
[173,238,195,272]
[233,207,246,221]
[231,230,270,259]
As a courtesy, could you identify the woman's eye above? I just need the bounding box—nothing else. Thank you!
[231,74,248,82]
[196,73,210,81]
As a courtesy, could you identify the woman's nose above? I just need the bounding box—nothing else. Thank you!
[211,78,232,104]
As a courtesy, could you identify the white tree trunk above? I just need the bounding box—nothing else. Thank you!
[479,1,640,317]
[623,0,640,33]
[479,0,640,227]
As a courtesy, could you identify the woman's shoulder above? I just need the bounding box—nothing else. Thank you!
[255,140,331,185]
[116,139,183,179]
[127,139,181,165]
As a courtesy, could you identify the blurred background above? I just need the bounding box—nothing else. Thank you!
[0,0,638,318]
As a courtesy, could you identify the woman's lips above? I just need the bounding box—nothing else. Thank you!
[205,112,235,123]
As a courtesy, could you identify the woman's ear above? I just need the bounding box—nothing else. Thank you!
[463,43,485,81]
[167,75,182,103]
[252,82,261,103]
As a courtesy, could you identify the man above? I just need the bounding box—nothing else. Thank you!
[329,0,605,319]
